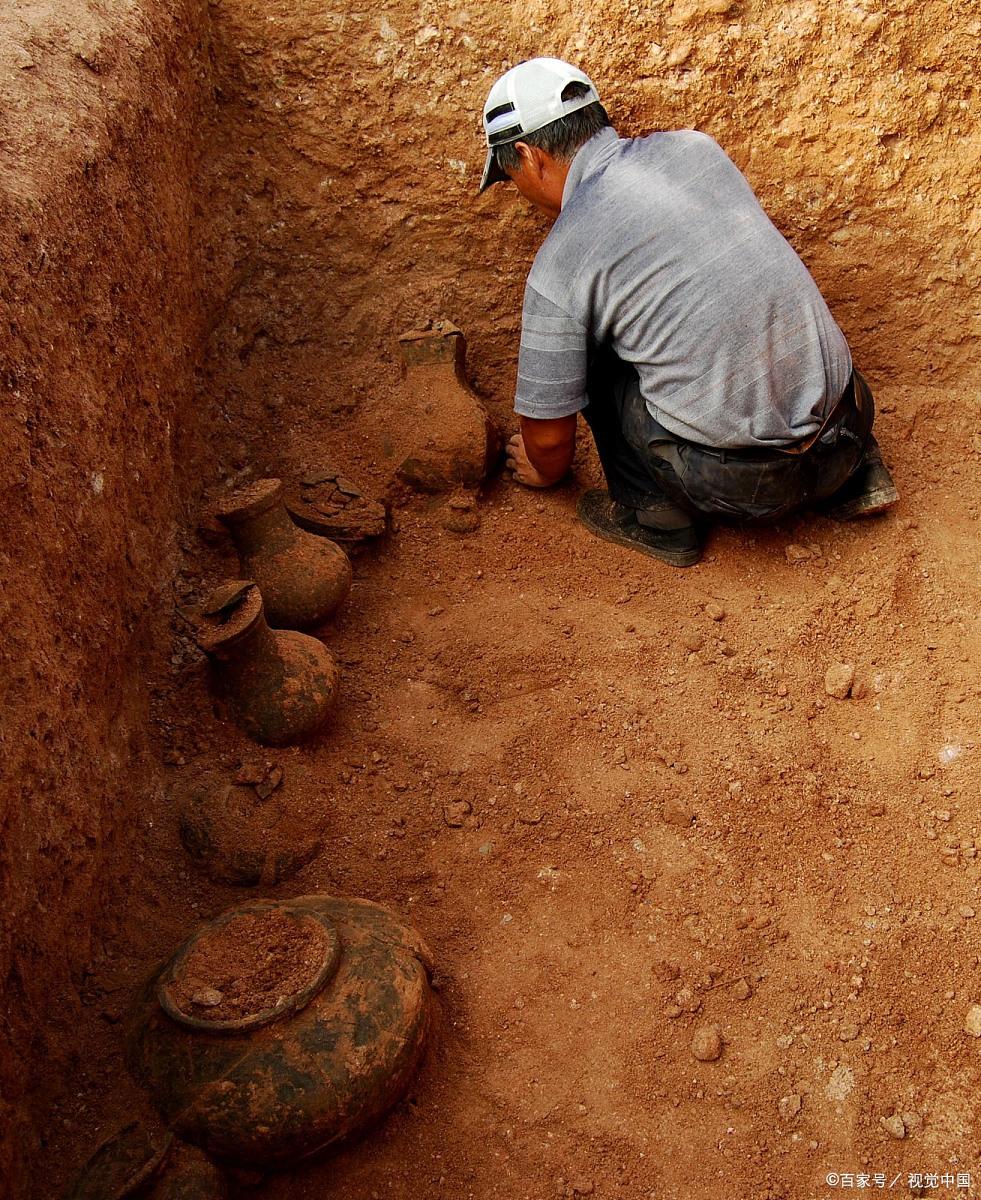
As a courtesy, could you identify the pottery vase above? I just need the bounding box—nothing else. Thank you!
[195,581,338,746]
[214,478,351,629]
[394,323,498,492]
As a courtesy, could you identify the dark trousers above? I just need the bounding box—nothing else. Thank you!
[582,348,874,524]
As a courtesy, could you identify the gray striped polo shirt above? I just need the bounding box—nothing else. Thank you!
[515,127,852,448]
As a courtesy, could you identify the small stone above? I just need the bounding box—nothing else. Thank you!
[661,796,693,827]
[690,1023,723,1061]
[443,800,472,828]
[963,1005,981,1037]
[675,986,701,1014]
[664,1003,683,1019]
[824,662,855,700]
[838,1022,860,1042]
[682,629,705,652]
[235,761,266,786]
[13,45,34,69]
[778,1093,802,1120]
[732,977,752,1000]
[519,808,544,825]
[785,543,813,563]
[191,988,223,1008]
[879,1114,906,1140]
[254,764,284,800]
[960,906,975,919]
[571,1181,594,1196]
[705,601,726,621]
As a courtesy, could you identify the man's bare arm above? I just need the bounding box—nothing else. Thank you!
[506,414,578,488]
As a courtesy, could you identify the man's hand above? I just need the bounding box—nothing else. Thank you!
[506,415,577,488]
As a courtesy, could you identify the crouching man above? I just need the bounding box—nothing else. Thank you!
[479,57,898,567]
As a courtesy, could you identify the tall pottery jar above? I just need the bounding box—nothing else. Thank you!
[196,581,338,746]
[125,896,434,1169]
[214,478,352,629]
[393,323,499,492]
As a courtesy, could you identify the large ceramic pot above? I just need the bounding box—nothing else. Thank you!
[125,896,434,1169]
[213,478,351,629]
[195,581,338,746]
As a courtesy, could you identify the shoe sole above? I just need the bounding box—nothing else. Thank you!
[828,483,900,521]
[576,493,701,568]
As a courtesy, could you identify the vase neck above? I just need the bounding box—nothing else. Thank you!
[229,502,295,556]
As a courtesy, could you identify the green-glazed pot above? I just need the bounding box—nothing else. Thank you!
[125,896,434,1169]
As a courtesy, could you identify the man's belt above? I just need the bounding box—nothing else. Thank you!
[773,371,868,457]
[679,372,871,463]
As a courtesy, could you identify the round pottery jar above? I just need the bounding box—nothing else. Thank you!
[125,896,434,1169]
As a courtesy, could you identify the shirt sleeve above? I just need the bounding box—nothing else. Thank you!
[514,282,590,419]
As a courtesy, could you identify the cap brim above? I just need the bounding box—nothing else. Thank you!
[478,147,509,194]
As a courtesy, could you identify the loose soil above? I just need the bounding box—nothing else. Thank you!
[167,909,330,1023]
[47,379,981,1199]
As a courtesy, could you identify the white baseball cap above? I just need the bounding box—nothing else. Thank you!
[479,57,601,193]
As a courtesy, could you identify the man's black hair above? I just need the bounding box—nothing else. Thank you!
[493,81,611,174]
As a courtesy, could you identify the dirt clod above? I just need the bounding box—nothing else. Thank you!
[661,796,693,827]
[690,1023,724,1062]
[963,1005,981,1037]
[879,1114,906,1140]
[824,662,856,699]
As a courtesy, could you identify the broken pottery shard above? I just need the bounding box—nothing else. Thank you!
[285,467,387,548]
[394,323,499,492]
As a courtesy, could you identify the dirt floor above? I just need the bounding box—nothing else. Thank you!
[43,377,980,1199]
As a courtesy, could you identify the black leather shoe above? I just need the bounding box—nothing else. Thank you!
[576,489,701,567]
[822,441,899,520]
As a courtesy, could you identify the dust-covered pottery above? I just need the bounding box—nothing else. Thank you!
[125,896,434,1169]
[195,581,338,746]
[394,323,499,492]
[176,768,325,886]
[66,1122,227,1199]
[213,478,351,629]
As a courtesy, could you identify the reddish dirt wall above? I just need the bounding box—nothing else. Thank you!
[0,1,213,1187]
